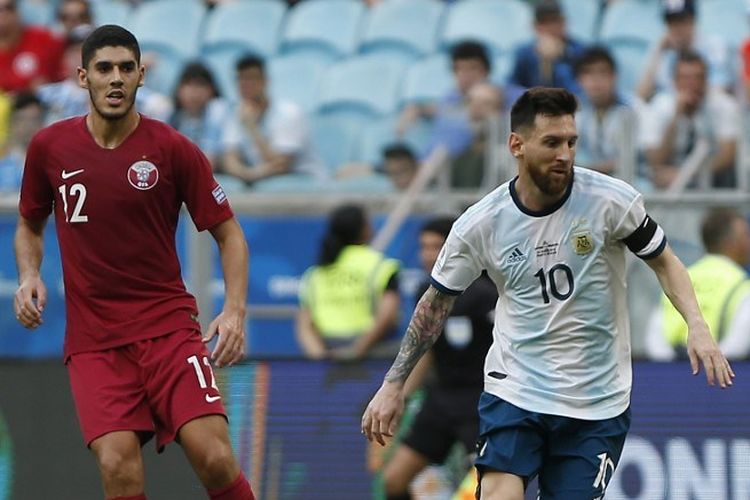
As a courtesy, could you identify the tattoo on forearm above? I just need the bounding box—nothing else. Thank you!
[384,286,456,384]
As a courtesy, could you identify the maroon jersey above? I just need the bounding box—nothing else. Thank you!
[19,115,234,358]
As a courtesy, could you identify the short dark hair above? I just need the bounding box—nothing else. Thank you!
[81,24,140,69]
[421,217,454,240]
[236,54,265,74]
[701,208,745,253]
[12,92,43,113]
[574,46,617,77]
[383,143,415,163]
[450,40,491,73]
[177,61,220,97]
[673,49,707,76]
[510,87,578,133]
[534,0,563,23]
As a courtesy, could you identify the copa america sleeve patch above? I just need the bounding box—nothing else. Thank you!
[212,185,227,205]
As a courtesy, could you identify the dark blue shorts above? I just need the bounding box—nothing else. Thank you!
[474,392,631,499]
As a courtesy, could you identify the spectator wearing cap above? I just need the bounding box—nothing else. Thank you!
[640,50,739,189]
[574,46,640,180]
[36,24,173,124]
[508,0,585,93]
[169,61,229,170]
[637,0,732,102]
[0,0,65,93]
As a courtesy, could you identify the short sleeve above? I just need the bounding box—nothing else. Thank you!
[430,228,484,295]
[711,93,740,141]
[639,95,673,150]
[614,193,666,260]
[175,135,234,231]
[269,103,306,155]
[220,113,243,152]
[18,135,54,221]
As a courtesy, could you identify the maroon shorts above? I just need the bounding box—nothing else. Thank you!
[67,329,227,451]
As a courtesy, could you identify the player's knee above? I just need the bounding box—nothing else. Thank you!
[382,462,411,495]
[95,448,142,488]
[193,441,238,485]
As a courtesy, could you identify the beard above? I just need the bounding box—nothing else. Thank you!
[527,162,572,197]
[88,87,137,121]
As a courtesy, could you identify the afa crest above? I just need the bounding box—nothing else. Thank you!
[572,232,594,255]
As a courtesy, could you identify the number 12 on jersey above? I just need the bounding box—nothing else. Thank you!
[534,264,574,304]
[58,183,89,223]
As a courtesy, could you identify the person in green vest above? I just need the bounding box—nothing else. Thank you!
[646,208,750,360]
[296,204,401,361]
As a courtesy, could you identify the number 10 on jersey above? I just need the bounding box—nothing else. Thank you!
[534,264,574,304]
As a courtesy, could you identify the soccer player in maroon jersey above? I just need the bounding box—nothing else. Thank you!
[13,25,255,500]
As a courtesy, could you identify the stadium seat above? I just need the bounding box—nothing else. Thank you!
[605,39,650,95]
[697,0,748,49]
[318,54,406,117]
[90,0,133,29]
[203,49,241,103]
[268,54,326,113]
[491,52,514,85]
[130,0,207,95]
[281,0,365,61]
[330,174,395,194]
[440,0,533,56]
[600,0,663,47]
[18,1,54,27]
[400,54,454,107]
[358,116,400,166]
[202,0,286,60]
[559,0,600,43]
[359,0,445,61]
[251,174,325,193]
[309,112,366,173]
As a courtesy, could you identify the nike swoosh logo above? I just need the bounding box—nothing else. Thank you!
[61,169,84,180]
[205,394,222,403]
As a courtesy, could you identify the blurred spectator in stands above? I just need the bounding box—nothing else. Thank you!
[382,143,418,191]
[397,40,491,139]
[222,54,322,185]
[296,204,401,361]
[169,61,228,171]
[574,46,639,179]
[55,0,92,37]
[0,92,44,191]
[637,0,732,103]
[450,82,503,189]
[641,51,738,189]
[0,0,64,93]
[646,208,750,361]
[508,0,585,93]
[0,91,9,149]
[36,24,173,124]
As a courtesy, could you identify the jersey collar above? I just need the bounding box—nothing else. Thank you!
[509,170,575,218]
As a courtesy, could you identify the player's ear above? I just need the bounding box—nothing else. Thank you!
[137,64,145,87]
[509,131,524,159]
[77,67,88,90]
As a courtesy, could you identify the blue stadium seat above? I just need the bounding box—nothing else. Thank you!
[19,1,54,27]
[605,39,650,95]
[202,0,286,60]
[251,174,326,193]
[130,0,206,95]
[359,0,445,61]
[559,0,600,43]
[491,52,514,85]
[90,0,133,29]
[401,54,454,107]
[440,0,533,56]
[330,174,395,194]
[309,112,366,173]
[318,54,406,117]
[600,0,663,46]
[203,50,240,103]
[358,116,399,166]
[268,54,326,113]
[697,0,748,49]
[281,0,365,61]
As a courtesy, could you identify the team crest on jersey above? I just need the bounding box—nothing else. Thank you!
[127,160,159,190]
[572,231,594,255]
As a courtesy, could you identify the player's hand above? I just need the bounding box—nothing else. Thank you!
[687,323,735,388]
[203,307,246,368]
[14,276,47,329]
[361,381,404,446]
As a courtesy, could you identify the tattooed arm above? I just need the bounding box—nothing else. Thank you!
[361,286,457,445]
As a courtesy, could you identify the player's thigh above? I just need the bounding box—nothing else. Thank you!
[381,445,430,491]
[539,408,631,500]
[138,330,227,450]
[474,392,545,482]
[67,349,153,446]
[178,414,234,460]
[478,471,525,500]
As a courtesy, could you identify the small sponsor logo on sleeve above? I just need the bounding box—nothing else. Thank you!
[212,185,227,205]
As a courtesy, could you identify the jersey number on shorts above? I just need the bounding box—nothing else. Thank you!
[57,183,89,223]
[534,264,574,304]
[187,355,218,390]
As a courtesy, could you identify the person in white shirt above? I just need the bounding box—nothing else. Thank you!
[221,54,322,185]
[641,50,739,189]
[362,87,734,500]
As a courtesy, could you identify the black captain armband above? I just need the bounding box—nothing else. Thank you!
[622,215,667,260]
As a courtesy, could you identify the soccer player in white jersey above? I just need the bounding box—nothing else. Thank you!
[361,87,734,500]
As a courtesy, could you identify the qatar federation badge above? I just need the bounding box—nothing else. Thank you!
[127,160,159,190]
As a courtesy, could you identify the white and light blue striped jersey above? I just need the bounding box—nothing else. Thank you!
[431,167,666,420]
